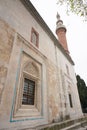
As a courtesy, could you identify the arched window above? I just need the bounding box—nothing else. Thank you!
[31,27,39,47]
[69,93,73,108]
[22,61,40,106]
[66,64,69,75]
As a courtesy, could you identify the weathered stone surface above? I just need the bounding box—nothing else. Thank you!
[0,19,14,63]
[0,0,83,129]
[0,19,15,102]
[47,60,59,122]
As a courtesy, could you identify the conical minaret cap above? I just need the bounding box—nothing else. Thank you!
[56,12,67,33]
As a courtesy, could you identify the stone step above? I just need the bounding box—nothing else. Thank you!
[61,120,87,130]
[35,117,87,130]
[19,116,87,130]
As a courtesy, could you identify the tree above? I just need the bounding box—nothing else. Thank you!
[76,75,87,112]
[57,0,87,20]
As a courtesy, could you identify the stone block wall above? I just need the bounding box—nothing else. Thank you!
[0,0,83,129]
[0,19,15,104]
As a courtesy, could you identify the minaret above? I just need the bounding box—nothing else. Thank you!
[56,13,69,54]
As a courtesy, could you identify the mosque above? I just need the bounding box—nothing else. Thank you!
[0,0,83,129]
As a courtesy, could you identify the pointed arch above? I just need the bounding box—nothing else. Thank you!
[23,61,40,78]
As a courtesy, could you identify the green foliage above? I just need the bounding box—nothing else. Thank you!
[57,0,87,20]
[76,75,87,112]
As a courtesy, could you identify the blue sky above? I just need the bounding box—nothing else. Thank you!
[30,0,87,84]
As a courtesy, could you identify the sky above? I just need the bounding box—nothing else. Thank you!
[30,0,87,84]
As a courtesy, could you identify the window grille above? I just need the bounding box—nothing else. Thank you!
[22,78,35,105]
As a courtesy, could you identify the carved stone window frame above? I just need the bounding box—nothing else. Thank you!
[13,60,42,118]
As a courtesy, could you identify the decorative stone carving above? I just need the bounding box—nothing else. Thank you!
[24,62,39,78]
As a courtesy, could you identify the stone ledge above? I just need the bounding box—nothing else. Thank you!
[61,120,87,130]
[35,116,87,130]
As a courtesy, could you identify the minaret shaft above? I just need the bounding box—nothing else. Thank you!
[56,13,69,54]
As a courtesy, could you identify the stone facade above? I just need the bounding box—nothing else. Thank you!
[0,18,15,103]
[0,0,83,129]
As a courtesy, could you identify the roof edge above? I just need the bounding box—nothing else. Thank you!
[20,0,74,65]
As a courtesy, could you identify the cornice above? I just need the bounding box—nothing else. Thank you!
[20,0,74,65]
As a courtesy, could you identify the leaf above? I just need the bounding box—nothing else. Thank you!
[57,0,87,20]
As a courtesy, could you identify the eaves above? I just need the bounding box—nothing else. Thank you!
[20,0,74,65]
